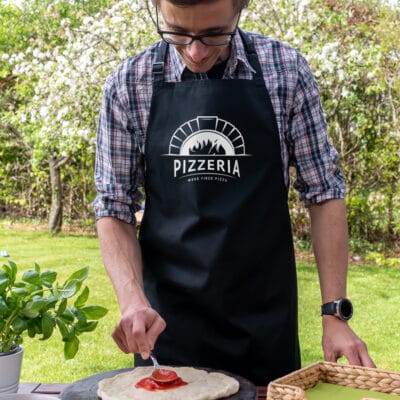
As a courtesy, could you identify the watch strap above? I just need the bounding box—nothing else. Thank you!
[321,300,338,316]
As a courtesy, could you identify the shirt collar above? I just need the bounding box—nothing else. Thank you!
[167,29,256,80]
[168,45,186,80]
[226,29,256,77]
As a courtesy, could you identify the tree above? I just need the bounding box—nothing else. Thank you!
[242,0,400,243]
[3,0,157,232]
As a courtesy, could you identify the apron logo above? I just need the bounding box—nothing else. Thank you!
[165,116,249,183]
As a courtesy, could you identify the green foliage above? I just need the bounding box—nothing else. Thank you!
[0,225,132,382]
[0,0,156,227]
[364,251,400,268]
[243,0,400,244]
[0,256,108,358]
[0,0,117,221]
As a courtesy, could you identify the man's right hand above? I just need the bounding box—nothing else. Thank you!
[112,306,166,359]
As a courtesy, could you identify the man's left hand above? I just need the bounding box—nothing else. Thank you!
[322,315,376,367]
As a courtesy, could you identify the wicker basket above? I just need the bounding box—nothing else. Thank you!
[267,361,400,400]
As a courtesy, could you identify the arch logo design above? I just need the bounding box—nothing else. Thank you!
[165,116,250,183]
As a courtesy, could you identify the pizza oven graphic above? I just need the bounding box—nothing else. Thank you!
[168,116,246,156]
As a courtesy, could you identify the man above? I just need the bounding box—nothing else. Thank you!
[94,0,375,385]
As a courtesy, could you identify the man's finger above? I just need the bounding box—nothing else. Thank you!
[357,341,376,368]
[146,316,167,350]
[131,319,150,358]
[112,326,130,353]
[323,345,337,363]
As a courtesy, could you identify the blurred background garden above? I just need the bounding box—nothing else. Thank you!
[0,0,399,384]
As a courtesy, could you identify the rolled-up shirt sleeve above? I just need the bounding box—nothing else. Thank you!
[288,53,346,206]
[93,71,144,225]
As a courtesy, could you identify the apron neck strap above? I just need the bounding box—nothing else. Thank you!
[152,40,168,83]
[238,29,264,84]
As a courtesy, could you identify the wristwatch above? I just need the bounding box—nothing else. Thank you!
[321,298,353,321]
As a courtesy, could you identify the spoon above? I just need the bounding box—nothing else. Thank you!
[150,353,178,383]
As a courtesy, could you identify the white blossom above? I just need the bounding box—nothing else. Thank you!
[341,87,350,98]
[39,106,48,119]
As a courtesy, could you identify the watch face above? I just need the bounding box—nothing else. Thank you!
[339,298,353,320]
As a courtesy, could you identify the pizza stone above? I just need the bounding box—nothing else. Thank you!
[97,366,240,400]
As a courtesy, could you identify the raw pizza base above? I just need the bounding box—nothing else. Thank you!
[97,366,240,400]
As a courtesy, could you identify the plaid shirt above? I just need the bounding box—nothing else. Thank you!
[94,31,345,224]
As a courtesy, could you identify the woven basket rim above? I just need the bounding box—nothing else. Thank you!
[271,361,400,384]
[267,361,400,400]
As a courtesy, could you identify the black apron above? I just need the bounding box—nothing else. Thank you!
[138,30,300,385]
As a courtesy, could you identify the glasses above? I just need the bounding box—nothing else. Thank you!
[156,5,240,46]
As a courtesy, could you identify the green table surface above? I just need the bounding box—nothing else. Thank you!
[306,383,399,400]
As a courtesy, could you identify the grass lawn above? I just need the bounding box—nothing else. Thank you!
[1,223,399,384]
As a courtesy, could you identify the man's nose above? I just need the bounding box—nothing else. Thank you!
[186,39,209,62]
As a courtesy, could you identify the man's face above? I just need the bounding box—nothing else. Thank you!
[158,0,239,73]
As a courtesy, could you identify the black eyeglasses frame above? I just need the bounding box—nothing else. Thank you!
[155,4,241,46]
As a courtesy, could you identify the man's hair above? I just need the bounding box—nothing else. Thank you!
[154,0,250,12]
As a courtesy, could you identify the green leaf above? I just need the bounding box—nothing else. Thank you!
[0,270,8,280]
[60,309,75,323]
[22,270,41,285]
[12,287,30,296]
[80,305,108,320]
[7,296,17,309]
[0,277,9,293]
[34,262,41,273]
[56,297,67,316]
[41,270,57,286]
[27,322,36,338]
[0,297,8,314]
[67,266,89,283]
[28,297,47,312]
[33,320,42,334]
[23,302,40,318]
[74,286,89,308]
[52,286,60,298]
[41,312,54,340]
[44,295,57,310]
[12,317,28,334]
[64,335,79,360]
[72,307,87,324]
[56,319,69,341]
[3,261,17,284]
[8,260,17,283]
[66,325,76,342]
[60,279,80,299]
[76,320,98,333]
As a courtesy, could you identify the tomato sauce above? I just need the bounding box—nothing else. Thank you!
[135,376,188,391]
[152,369,178,382]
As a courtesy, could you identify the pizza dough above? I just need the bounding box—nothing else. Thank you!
[97,366,240,400]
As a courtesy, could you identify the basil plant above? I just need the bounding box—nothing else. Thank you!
[0,258,108,359]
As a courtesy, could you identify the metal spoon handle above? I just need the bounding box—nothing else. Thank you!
[150,352,160,370]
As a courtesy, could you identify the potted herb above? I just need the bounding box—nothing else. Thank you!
[0,257,108,394]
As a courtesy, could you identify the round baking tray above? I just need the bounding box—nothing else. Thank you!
[60,367,256,400]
